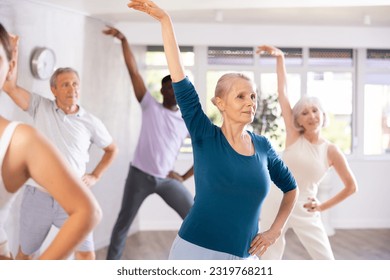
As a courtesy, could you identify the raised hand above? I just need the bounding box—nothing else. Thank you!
[127,0,168,21]
[128,0,185,81]
[102,26,125,40]
[256,45,284,57]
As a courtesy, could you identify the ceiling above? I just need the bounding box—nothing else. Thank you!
[30,0,390,27]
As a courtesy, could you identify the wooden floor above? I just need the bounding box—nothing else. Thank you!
[96,228,390,260]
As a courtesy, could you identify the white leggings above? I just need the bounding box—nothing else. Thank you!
[169,235,259,260]
[261,201,334,260]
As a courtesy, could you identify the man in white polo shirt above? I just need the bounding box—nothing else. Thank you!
[103,27,194,260]
[4,67,118,260]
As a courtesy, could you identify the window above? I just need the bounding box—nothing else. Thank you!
[309,48,353,67]
[204,47,356,153]
[146,46,194,102]
[307,71,353,154]
[259,73,301,150]
[143,44,390,158]
[146,45,194,66]
[363,49,390,156]
[366,49,390,67]
[208,46,254,65]
[259,48,303,66]
[364,82,390,155]
[257,48,354,153]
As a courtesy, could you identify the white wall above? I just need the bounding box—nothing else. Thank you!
[330,160,390,228]
[116,22,390,49]
[117,21,390,232]
[0,0,389,256]
[0,0,138,254]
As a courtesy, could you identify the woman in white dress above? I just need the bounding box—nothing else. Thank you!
[257,45,358,260]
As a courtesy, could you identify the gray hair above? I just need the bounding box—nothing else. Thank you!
[292,96,328,132]
[50,67,79,88]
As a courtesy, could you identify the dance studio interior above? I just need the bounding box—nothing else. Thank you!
[0,0,389,260]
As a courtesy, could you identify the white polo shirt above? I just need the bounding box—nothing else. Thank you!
[26,93,113,190]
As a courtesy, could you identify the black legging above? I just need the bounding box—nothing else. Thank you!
[106,164,193,260]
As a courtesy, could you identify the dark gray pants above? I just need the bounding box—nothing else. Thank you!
[106,164,193,260]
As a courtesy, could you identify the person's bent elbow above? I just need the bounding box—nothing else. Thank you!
[89,199,103,230]
[347,181,358,196]
[80,196,102,233]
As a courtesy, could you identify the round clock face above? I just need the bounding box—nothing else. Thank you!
[30,47,56,80]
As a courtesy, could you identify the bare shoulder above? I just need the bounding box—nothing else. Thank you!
[13,123,40,141]
[327,142,342,154]
[0,119,37,146]
[10,123,50,153]
[2,123,42,191]
[326,142,346,166]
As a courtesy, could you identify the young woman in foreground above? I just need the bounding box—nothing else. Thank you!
[0,23,101,260]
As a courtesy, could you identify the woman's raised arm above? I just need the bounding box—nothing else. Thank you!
[128,0,185,82]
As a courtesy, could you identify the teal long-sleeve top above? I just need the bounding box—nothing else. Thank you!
[173,77,297,258]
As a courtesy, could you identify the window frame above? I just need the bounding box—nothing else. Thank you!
[144,44,390,159]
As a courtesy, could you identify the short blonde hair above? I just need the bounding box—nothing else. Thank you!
[211,73,255,106]
[292,96,328,132]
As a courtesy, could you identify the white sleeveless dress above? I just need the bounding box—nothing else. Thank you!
[0,121,20,245]
[261,135,334,260]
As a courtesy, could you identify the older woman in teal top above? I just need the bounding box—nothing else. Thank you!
[128,0,298,259]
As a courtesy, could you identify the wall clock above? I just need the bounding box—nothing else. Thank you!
[30,47,56,80]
